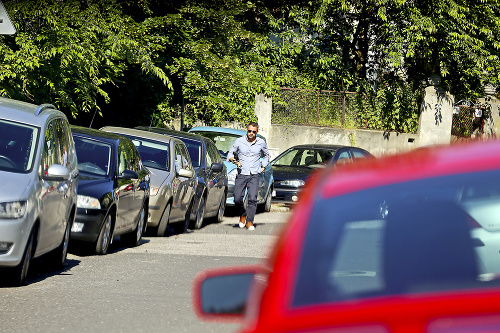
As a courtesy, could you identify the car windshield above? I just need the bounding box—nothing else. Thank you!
[190,131,239,160]
[127,136,170,172]
[272,148,336,168]
[0,119,39,173]
[179,138,203,168]
[74,136,112,177]
[293,169,500,308]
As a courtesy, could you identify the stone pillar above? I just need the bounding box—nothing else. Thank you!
[254,93,272,139]
[418,75,454,146]
[479,84,499,138]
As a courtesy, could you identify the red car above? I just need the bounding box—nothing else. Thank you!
[193,139,500,333]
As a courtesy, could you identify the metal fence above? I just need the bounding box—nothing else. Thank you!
[451,105,484,141]
[272,88,359,128]
[271,87,419,133]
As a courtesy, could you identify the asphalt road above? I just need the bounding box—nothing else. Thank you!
[0,207,291,333]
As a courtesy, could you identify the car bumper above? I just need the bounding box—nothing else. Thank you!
[272,187,301,204]
[71,208,107,242]
[0,214,33,267]
[147,194,167,227]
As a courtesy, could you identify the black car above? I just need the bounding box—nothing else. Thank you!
[70,126,150,254]
[136,126,228,229]
[271,144,373,204]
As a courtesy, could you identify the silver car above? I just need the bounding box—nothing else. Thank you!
[100,127,196,236]
[0,97,78,285]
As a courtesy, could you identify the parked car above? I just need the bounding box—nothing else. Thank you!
[0,97,78,285]
[193,139,500,332]
[70,126,150,254]
[135,127,228,229]
[100,127,196,236]
[271,144,373,203]
[188,126,273,212]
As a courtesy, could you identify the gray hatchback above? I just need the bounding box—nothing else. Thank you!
[0,97,78,285]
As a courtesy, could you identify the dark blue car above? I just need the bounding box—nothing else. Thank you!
[70,126,150,254]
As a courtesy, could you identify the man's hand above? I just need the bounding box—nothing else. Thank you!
[260,167,265,173]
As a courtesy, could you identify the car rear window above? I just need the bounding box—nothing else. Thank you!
[293,169,500,308]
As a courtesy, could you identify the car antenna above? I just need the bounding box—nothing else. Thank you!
[89,107,98,128]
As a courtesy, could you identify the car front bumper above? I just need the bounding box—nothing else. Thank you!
[71,208,107,242]
[0,213,34,267]
[147,194,168,227]
[272,187,301,204]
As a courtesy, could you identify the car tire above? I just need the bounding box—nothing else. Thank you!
[216,192,227,223]
[157,203,171,237]
[50,213,72,269]
[11,230,34,286]
[244,194,248,210]
[123,205,145,247]
[193,196,205,229]
[263,188,272,212]
[95,213,113,255]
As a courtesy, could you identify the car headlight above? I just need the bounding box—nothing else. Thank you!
[279,179,305,187]
[227,168,237,185]
[77,195,101,209]
[150,187,160,196]
[0,201,27,219]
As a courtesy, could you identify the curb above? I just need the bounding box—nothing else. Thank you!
[270,203,292,213]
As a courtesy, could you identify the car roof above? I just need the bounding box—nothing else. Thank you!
[135,126,207,143]
[71,125,124,144]
[318,139,500,199]
[0,97,67,126]
[284,144,359,150]
[100,126,177,144]
[189,126,266,140]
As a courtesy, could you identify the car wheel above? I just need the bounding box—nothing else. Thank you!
[11,231,34,286]
[157,203,171,237]
[264,188,272,212]
[216,192,227,223]
[51,214,72,269]
[95,213,113,255]
[193,196,205,229]
[123,206,145,247]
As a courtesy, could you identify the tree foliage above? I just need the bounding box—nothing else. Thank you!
[0,0,499,129]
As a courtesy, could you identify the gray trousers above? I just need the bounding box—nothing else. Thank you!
[234,173,259,222]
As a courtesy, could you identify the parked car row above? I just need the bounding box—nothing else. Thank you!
[0,96,375,286]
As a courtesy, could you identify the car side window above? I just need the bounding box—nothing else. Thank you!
[126,140,141,172]
[118,140,130,175]
[174,143,185,171]
[352,149,368,159]
[179,144,192,170]
[41,121,58,176]
[205,143,213,168]
[54,119,70,167]
[207,141,221,164]
[337,150,351,161]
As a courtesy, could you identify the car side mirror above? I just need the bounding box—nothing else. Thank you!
[210,163,223,172]
[193,266,259,321]
[118,169,138,180]
[43,164,69,181]
[178,168,194,178]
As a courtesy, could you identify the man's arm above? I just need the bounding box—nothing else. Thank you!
[227,137,241,167]
[260,141,270,173]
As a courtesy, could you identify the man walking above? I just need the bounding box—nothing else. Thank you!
[227,122,270,230]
